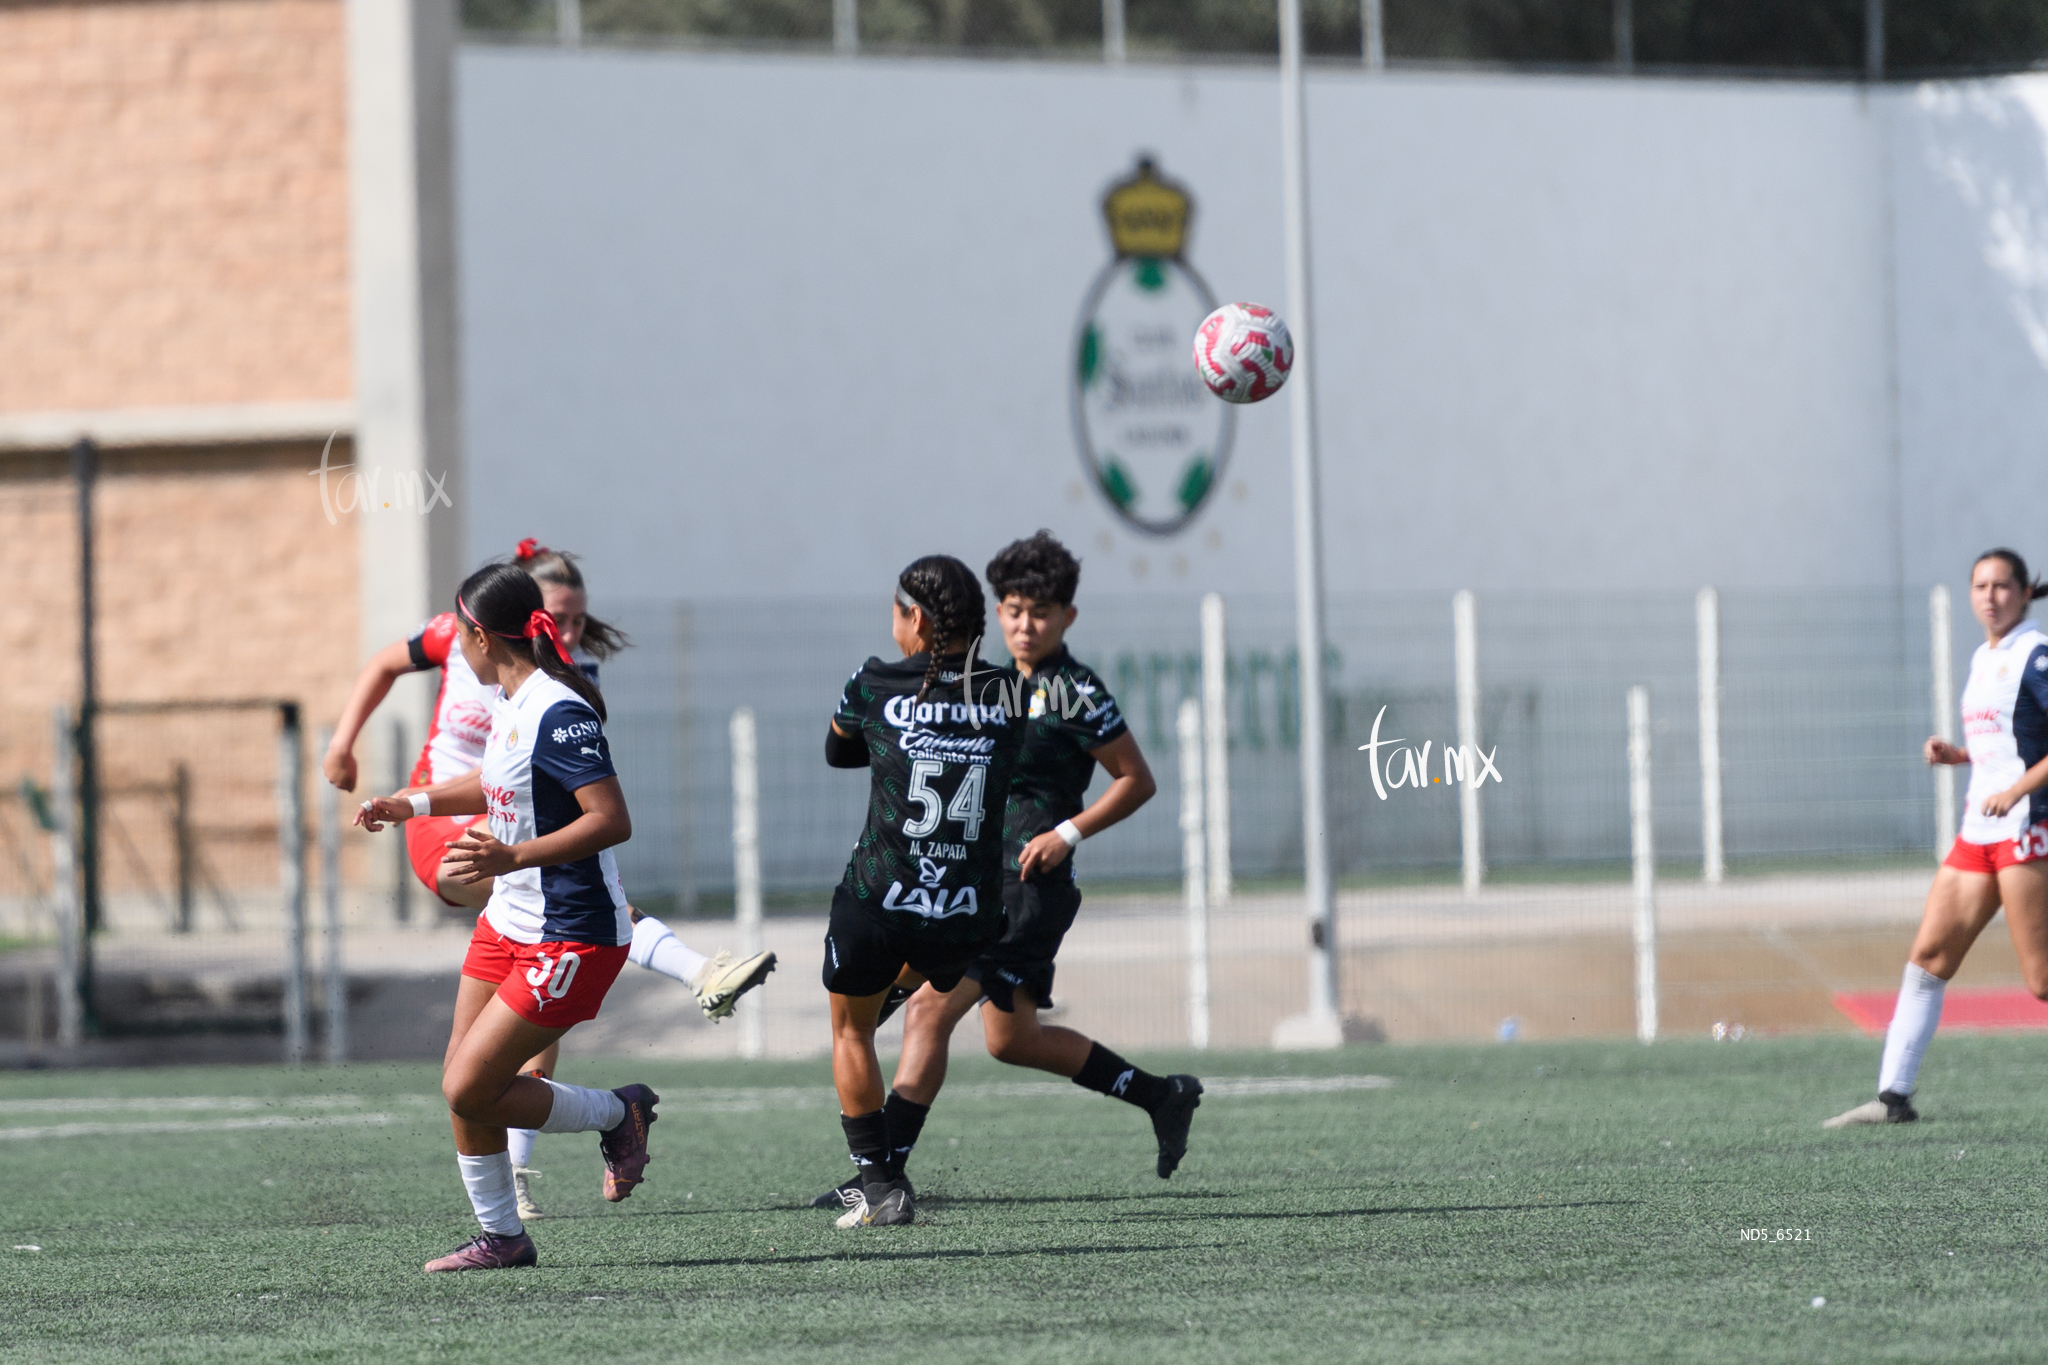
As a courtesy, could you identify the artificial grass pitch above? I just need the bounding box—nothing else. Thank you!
[4,1036,2048,1363]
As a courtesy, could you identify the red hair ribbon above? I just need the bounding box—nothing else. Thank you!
[525,609,575,668]
[514,537,545,563]
[457,596,576,670]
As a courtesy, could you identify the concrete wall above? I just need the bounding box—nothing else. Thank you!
[457,49,1925,600]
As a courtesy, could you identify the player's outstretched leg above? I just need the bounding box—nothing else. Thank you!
[1825,864,1999,1129]
[628,909,776,1021]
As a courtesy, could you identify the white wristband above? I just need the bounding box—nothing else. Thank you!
[408,791,432,819]
[1055,819,1083,849]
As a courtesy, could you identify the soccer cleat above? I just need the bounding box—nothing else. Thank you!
[875,984,915,1027]
[811,1176,864,1211]
[423,1231,536,1273]
[513,1166,543,1221]
[692,949,778,1021]
[849,1178,914,1227]
[1823,1091,1918,1129]
[833,1189,869,1229]
[1150,1074,1204,1178]
[599,1084,660,1201]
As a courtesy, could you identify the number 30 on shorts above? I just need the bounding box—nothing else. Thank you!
[525,950,582,1000]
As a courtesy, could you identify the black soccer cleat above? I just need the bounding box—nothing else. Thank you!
[859,1177,915,1227]
[1821,1089,1920,1129]
[875,984,915,1027]
[1150,1074,1203,1178]
[811,1176,864,1211]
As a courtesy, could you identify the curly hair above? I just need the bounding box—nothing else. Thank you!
[898,554,987,703]
[985,530,1080,606]
[512,539,631,659]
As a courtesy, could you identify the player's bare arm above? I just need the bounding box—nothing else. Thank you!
[446,776,631,884]
[1017,731,1156,879]
[323,640,419,790]
[1983,752,2048,817]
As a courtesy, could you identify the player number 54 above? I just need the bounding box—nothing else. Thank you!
[902,759,986,841]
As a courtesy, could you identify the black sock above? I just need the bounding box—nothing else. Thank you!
[881,1091,930,1179]
[840,1111,890,1191]
[1072,1042,1169,1112]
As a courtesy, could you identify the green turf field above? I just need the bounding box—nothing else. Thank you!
[4,1035,2047,1363]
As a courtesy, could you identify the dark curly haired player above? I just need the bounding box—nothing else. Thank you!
[819,554,1022,1227]
[813,531,1202,1216]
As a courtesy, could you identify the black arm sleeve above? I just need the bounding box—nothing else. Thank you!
[825,726,869,769]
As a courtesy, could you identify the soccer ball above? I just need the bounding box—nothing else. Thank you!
[1193,303,1293,404]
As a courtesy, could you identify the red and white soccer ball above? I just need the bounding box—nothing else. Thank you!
[1193,302,1294,404]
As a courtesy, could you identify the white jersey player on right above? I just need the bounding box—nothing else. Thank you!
[1827,548,2048,1127]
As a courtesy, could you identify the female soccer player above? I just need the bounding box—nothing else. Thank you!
[325,541,771,1217]
[354,561,658,1271]
[819,554,1021,1228]
[1826,548,2048,1127]
[812,531,1200,1214]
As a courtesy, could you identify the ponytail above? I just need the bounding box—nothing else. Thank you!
[456,561,609,722]
[1975,547,2048,601]
[897,555,987,703]
[513,538,631,660]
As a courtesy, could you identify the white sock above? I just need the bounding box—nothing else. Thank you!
[508,1127,536,1169]
[1877,963,1945,1097]
[630,914,710,986]
[537,1078,626,1134]
[457,1151,523,1236]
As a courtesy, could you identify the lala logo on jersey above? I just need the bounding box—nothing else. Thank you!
[881,882,979,919]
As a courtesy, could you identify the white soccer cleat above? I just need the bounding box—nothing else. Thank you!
[692,949,777,1021]
[834,1190,869,1229]
[513,1166,544,1220]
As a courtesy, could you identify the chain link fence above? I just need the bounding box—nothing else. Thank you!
[0,585,1972,1055]
[461,0,2048,79]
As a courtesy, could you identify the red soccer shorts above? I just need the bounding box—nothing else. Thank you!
[406,814,486,906]
[1944,823,2048,875]
[461,915,628,1027]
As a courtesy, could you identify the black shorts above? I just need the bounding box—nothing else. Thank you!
[965,875,1082,1013]
[821,884,988,998]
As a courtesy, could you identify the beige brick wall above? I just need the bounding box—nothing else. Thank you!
[0,443,374,902]
[0,0,352,412]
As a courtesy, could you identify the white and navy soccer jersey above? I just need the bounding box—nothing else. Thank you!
[1959,620,2048,844]
[405,610,603,787]
[478,671,631,947]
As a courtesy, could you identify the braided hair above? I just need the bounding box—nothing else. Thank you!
[898,554,987,703]
[1975,547,2048,601]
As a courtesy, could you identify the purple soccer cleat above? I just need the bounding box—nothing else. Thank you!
[422,1231,536,1273]
[599,1084,659,1202]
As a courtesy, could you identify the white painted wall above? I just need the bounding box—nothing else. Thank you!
[454,49,2046,601]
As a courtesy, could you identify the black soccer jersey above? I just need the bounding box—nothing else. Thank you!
[1001,647,1129,877]
[831,652,1021,945]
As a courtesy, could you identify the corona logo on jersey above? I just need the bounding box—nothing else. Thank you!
[882,695,1010,731]
[1072,155,1235,538]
